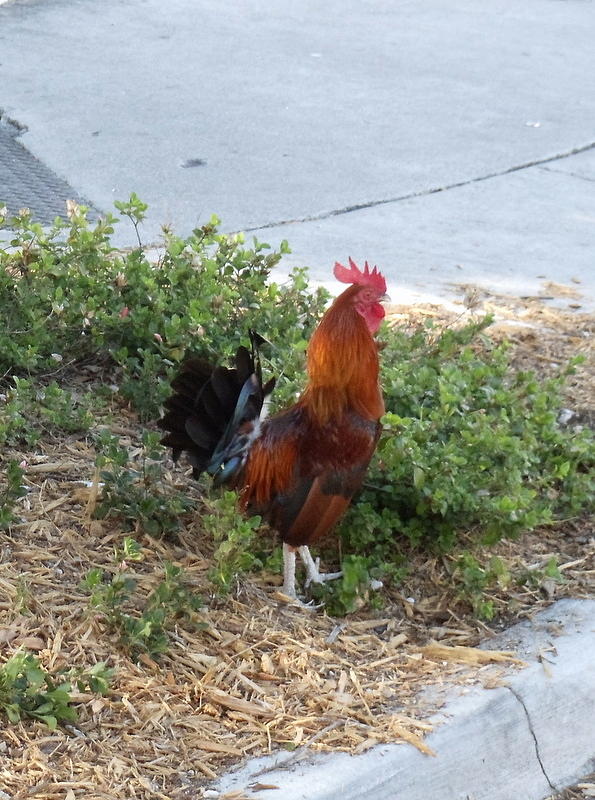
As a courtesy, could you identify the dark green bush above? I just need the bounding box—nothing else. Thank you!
[0,378,95,447]
[0,199,327,420]
[339,321,594,565]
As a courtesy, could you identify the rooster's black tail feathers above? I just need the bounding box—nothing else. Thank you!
[158,331,275,480]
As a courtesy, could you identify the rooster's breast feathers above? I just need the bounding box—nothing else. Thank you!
[240,406,380,547]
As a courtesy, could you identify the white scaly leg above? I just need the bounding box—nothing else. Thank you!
[282,543,298,599]
[298,546,343,589]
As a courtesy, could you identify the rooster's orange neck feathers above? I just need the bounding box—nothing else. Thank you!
[300,286,384,425]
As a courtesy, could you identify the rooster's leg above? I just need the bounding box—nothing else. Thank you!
[282,543,298,599]
[298,546,343,589]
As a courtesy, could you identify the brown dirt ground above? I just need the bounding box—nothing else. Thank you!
[0,285,593,800]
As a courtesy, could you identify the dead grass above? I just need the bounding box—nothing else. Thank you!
[0,286,593,799]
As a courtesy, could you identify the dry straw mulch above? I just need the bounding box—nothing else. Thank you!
[0,481,527,800]
[1,285,593,800]
[548,773,595,800]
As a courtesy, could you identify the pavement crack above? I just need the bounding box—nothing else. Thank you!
[506,685,557,794]
[243,141,595,233]
[539,165,595,184]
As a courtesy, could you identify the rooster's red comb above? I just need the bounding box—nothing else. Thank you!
[333,258,386,294]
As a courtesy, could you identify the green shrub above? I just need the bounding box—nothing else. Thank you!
[0,461,26,529]
[0,199,327,420]
[454,553,511,619]
[93,431,196,537]
[339,320,594,562]
[0,377,95,447]
[0,651,113,730]
[452,550,566,619]
[203,491,264,593]
[82,537,204,660]
[310,555,385,615]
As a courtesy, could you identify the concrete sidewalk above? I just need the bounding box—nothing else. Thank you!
[0,0,594,306]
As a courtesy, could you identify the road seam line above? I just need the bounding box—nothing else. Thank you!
[243,141,595,233]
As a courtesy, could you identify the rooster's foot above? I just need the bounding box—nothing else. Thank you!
[281,544,342,607]
[298,546,343,589]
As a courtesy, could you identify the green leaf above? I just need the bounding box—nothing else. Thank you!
[37,714,58,730]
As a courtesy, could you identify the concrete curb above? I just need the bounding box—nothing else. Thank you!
[216,598,595,800]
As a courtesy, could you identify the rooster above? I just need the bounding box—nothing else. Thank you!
[159,259,387,600]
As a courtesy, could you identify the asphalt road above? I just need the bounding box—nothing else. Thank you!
[0,0,594,307]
